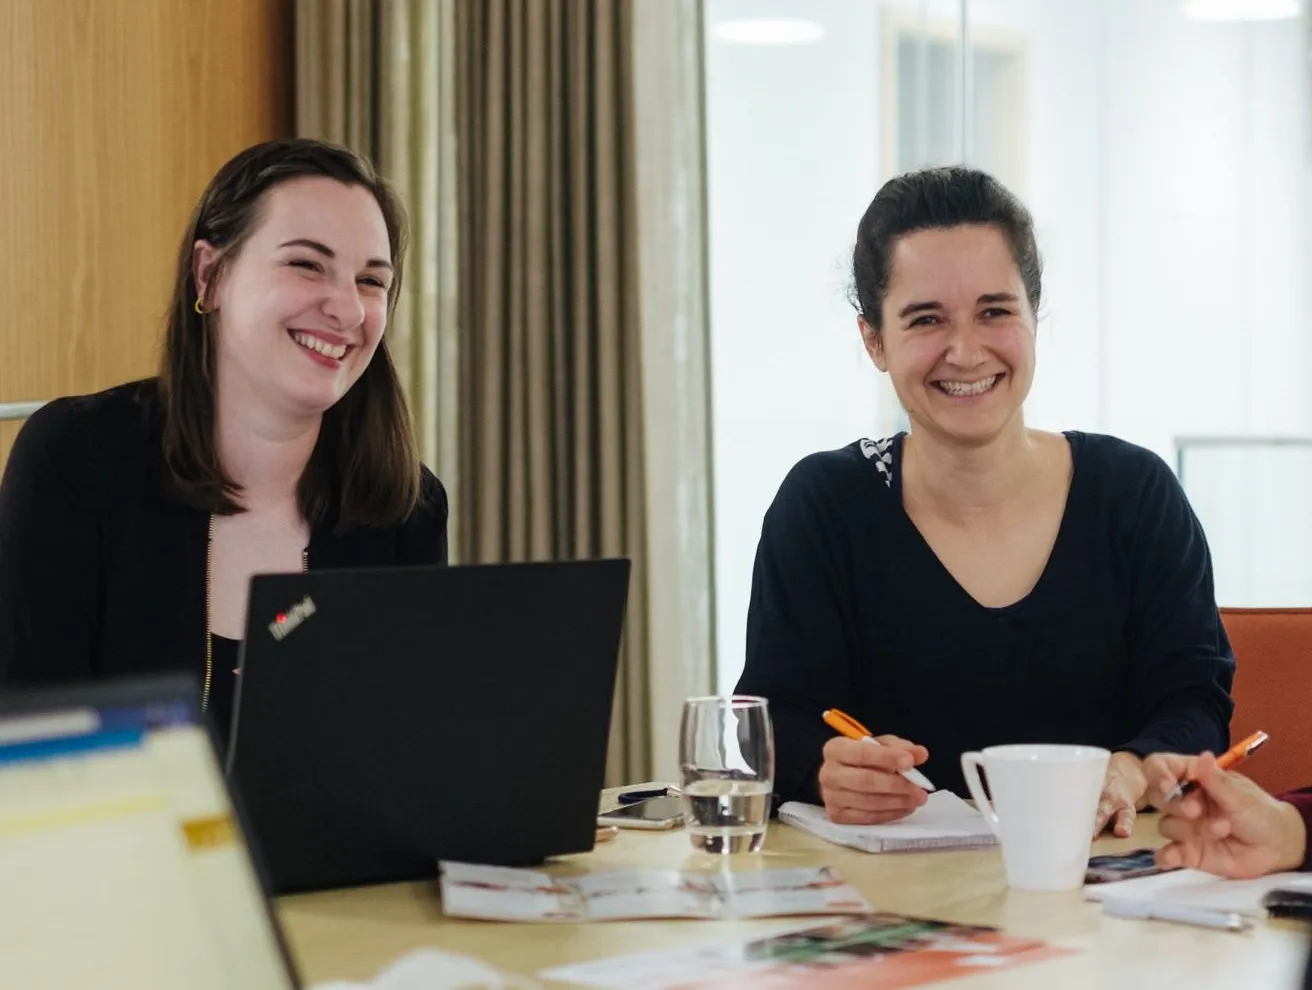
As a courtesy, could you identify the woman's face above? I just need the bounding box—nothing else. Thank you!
[194,177,393,419]
[864,224,1036,448]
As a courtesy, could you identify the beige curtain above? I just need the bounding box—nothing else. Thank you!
[296,0,655,785]
[629,0,716,780]
[294,0,461,542]
[454,0,651,786]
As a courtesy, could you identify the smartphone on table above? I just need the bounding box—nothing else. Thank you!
[596,794,684,830]
[1085,848,1170,884]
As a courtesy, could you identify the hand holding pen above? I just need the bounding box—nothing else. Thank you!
[817,708,935,826]
[1162,731,1269,803]
[1144,733,1307,880]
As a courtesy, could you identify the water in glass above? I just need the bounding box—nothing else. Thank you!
[679,696,774,854]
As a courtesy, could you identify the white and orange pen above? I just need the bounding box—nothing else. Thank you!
[822,708,936,792]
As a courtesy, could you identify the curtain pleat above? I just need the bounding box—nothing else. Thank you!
[456,0,651,785]
[298,0,653,786]
[294,0,461,549]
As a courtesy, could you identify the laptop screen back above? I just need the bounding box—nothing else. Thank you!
[0,678,298,990]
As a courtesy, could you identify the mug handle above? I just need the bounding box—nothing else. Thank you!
[960,752,1000,837]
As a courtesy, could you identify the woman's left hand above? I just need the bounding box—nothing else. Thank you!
[1093,751,1149,838]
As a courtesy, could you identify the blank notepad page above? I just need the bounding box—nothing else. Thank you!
[778,791,998,853]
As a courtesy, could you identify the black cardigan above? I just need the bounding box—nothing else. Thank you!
[737,432,1235,802]
[0,379,448,702]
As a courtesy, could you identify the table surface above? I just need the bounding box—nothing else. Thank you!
[277,801,1312,989]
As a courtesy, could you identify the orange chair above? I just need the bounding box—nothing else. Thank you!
[1221,608,1312,796]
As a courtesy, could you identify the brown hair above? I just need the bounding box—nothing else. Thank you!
[158,137,420,533]
[851,166,1043,334]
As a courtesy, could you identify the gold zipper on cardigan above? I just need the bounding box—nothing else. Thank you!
[202,515,308,712]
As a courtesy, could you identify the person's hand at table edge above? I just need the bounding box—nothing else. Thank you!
[1143,751,1308,879]
[1093,751,1149,838]
[818,734,930,825]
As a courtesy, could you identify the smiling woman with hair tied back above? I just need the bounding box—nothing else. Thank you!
[736,166,1235,840]
[0,138,448,747]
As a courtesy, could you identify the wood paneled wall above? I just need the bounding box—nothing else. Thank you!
[0,0,293,465]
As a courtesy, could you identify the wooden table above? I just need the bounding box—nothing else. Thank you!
[279,812,1312,988]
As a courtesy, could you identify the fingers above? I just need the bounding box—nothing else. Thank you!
[1144,751,1257,821]
[1190,755,1254,815]
[820,762,929,801]
[1156,817,1213,872]
[1162,793,1206,821]
[1092,802,1111,837]
[819,735,933,827]
[1155,840,1201,870]
[1158,816,1206,868]
[1095,790,1127,836]
[823,736,927,774]
[872,735,930,765]
[1143,751,1191,785]
[823,785,926,816]
[1143,752,1199,807]
[1165,812,1201,844]
[1093,805,1116,837]
[1155,843,1182,869]
[826,802,921,826]
[1094,789,1138,837]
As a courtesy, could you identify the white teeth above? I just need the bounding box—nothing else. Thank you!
[937,374,999,396]
[292,332,347,360]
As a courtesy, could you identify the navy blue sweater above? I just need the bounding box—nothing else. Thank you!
[737,432,1235,802]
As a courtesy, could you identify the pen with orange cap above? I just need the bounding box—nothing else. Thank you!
[822,708,936,792]
[1164,729,1270,803]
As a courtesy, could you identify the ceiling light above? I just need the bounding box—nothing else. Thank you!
[1183,0,1300,20]
[712,18,825,45]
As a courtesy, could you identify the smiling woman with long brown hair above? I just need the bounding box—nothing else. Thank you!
[0,138,447,744]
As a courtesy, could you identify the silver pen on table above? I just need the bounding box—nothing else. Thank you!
[1102,898,1253,932]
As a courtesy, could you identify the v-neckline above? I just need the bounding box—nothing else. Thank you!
[888,431,1082,616]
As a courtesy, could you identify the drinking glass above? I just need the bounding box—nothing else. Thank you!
[678,695,774,854]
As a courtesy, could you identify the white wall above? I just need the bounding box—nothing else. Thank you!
[705,0,896,691]
[705,0,1312,690]
[1097,1,1312,607]
[959,0,1106,435]
[1101,2,1312,454]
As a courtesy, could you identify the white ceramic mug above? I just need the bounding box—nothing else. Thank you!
[960,744,1109,892]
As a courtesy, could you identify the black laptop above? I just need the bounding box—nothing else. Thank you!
[227,558,631,894]
[0,675,301,988]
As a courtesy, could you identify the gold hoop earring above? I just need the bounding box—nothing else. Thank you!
[194,298,207,315]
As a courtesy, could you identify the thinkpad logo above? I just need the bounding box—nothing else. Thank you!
[269,596,317,641]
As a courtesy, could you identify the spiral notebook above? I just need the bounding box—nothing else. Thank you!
[778,791,998,853]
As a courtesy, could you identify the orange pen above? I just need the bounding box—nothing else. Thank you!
[1165,729,1270,802]
[822,708,935,792]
